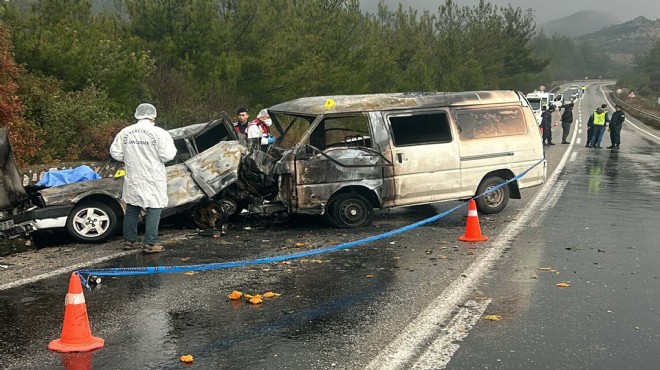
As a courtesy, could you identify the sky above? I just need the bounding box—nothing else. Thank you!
[360,0,660,24]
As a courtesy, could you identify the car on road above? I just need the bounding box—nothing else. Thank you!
[0,116,247,243]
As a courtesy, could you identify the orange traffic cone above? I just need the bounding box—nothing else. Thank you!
[48,273,105,353]
[458,199,488,242]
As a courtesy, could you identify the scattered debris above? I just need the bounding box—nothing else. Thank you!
[227,291,243,300]
[184,272,196,276]
[365,274,375,278]
[482,315,502,321]
[556,282,571,288]
[180,355,194,363]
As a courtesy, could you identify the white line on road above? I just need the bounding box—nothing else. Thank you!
[0,249,140,291]
[411,299,491,370]
[600,85,660,140]
[366,128,575,370]
[570,152,577,162]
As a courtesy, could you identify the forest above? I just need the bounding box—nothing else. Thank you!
[1,0,651,166]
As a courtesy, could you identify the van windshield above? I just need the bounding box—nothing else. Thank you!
[527,98,542,110]
[270,112,316,150]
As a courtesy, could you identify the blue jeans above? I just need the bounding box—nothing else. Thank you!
[589,125,606,146]
[123,204,163,245]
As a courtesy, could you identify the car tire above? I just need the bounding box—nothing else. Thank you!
[475,176,509,214]
[66,201,119,243]
[325,193,374,228]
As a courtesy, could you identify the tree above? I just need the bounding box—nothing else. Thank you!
[0,23,42,166]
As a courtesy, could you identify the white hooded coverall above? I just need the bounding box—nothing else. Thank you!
[110,120,177,208]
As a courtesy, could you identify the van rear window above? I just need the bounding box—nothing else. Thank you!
[389,112,452,146]
[454,107,526,140]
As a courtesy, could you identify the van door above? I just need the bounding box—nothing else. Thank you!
[292,114,387,213]
[386,111,461,206]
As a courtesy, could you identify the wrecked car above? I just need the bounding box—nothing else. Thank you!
[0,116,247,243]
[1,90,547,244]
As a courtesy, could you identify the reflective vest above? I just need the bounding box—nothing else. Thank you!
[593,111,606,125]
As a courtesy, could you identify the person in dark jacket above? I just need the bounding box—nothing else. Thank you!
[540,105,555,145]
[560,102,574,144]
[607,104,625,149]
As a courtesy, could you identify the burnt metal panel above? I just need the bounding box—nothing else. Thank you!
[184,141,246,198]
[269,91,522,115]
[39,177,123,206]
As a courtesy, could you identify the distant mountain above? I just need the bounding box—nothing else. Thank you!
[576,16,660,64]
[538,11,620,37]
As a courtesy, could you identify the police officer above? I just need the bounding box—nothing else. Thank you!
[540,105,555,145]
[607,104,625,149]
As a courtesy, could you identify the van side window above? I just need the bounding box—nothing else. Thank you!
[308,115,371,150]
[389,112,452,146]
[454,107,526,140]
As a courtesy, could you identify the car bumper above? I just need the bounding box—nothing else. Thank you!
[0,205,73,238]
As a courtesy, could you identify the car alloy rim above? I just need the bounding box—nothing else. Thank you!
[71,207,111,237]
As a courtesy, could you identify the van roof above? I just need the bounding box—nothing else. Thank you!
[269,91,523,115]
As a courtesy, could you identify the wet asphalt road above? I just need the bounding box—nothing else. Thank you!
[1,82,658,370]
[446,84,660,370]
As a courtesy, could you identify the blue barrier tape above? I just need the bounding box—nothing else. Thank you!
[77,158,545,281]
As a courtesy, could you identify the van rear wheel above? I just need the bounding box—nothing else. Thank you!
[475,176,509,214]
[325,194,373,228]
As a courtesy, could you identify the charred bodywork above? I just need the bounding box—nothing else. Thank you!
[1,91,546,243]
[0,116,251,242]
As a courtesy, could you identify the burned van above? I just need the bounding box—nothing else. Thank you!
[235,91,546,228]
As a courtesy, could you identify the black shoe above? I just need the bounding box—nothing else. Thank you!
[547,142,555,145]
[561,141,569,144]
[585,144,592,148]
[607,145,615,149]
[595,146,602,149]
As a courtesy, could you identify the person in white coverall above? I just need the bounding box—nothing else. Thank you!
[110,103,177,254]
[246,109,273,151]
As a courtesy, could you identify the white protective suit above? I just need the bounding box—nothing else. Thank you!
[110,119,177,208]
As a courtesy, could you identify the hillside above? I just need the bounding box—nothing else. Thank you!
[576,17,660,65]
[538,10,620,37]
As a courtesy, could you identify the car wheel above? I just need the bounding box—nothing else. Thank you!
[475,176,509,214]
[325,193,374,228]
[193,201,228,229]
[66,201,119,243]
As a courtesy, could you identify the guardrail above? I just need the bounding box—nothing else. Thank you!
[609,92,660,129]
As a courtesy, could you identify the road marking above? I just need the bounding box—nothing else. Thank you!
[530,180,568,228]
[366,129,574,370]
[410,299,491,370]
[0,249,140,291]
[570,152,578,162]
[600,85,660,140]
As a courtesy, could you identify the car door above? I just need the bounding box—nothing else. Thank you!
[181,117,245,201]
[386,110,461,207]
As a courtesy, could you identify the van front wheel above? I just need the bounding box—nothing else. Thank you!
[475,176,509,214]
[325,194,374,228]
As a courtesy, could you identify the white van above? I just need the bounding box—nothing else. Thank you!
[252,90,547,227]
